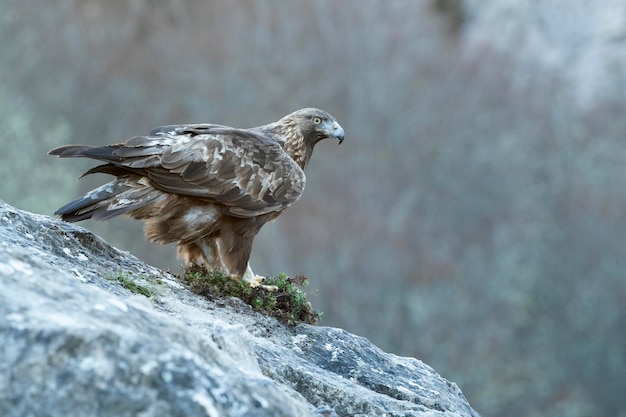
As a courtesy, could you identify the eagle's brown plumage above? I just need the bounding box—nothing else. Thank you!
[49,108,344,282]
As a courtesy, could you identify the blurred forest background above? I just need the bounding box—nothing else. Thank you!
[2,1,625,416]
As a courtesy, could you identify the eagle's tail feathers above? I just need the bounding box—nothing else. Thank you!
[55,180,161,223]
[80,164,134,179]
[48,144,123,162]
[48,145,93,157]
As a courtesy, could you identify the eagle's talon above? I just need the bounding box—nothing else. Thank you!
[241,273,279,291]
[245,274,265,288]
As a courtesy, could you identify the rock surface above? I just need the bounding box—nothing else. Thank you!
[0,200,480,417]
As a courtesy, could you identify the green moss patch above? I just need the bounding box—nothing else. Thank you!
[179,265,322,325]
[108,271,155,298]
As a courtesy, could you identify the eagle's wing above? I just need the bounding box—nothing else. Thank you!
[55,125,306,218]
[148,123,231,136]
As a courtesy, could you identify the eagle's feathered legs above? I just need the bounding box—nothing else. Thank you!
[215,231,266,287]
[195,238,227,271]
[184,233,265,287]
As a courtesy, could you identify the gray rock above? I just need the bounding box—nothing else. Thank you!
[0,200,480,417]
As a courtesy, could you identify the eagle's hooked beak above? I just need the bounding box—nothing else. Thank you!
[332,122,345,145]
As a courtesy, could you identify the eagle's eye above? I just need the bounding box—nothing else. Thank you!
[313,117,322,125]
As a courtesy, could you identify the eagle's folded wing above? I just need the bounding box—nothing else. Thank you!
[52,127,305,218]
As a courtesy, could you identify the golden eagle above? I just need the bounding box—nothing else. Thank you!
[49,108,344,283]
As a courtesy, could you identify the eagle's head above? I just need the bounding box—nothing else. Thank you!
[262,108,344,169]
[281,108,344,148]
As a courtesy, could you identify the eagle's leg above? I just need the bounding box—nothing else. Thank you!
[177,237,229,275]
[196,238,229,273]
[178,232,273,288]
[213,231,268,287]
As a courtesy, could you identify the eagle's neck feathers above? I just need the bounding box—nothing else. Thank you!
[258,118,310,170]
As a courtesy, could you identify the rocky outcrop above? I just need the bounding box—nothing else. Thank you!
[0,200,480,417]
